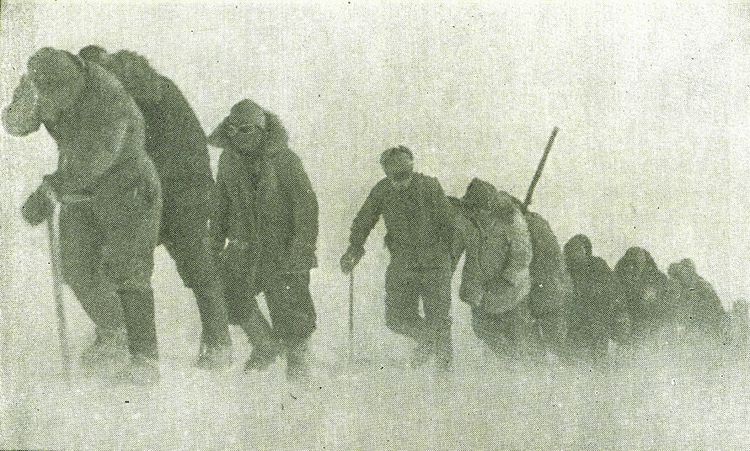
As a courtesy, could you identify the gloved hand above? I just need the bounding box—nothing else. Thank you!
[21,182,55,226]
[43,172,98,204]
[41,173,62,199]
[2,74,42,137]
[339,245,364,274]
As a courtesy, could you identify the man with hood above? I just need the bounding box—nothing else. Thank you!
[666,258,728,342]
[455,178,534,357]
[3,47,162,384]
[208,99,318,380]
[76,46,231,370]
[340,146,455,371]
[615,246,670,344]
[451,179,570,358]
[564,234,624,362]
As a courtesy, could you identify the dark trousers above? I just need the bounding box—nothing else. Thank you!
[223,263,316,346]
[160,183,230,348]
[384,256,452,342]
[60,169,161,359]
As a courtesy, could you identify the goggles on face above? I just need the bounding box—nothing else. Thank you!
[226,123,262,137]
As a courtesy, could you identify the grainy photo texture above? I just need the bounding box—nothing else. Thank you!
[1,1,749,449]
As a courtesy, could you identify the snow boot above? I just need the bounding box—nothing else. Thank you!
[117,287,159,384]
[195,339,233,372]
[116,354,159,385]
[119,287,158,359]
[410,332,436,368]
[241,309,282,372]
[193,283,233,371]
[80,326,129,367]
[387,315,429,343]
[285,341,310,381]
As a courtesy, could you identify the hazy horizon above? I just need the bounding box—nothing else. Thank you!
[3,2,748,304]
[1,2,749,449]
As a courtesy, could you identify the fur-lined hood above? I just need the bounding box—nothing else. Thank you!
[615,246,668,291]
[462,177,520,221]
[207,99,289,156]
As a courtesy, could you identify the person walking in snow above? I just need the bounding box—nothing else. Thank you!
[209,99,318,380]
[340,146,455,371]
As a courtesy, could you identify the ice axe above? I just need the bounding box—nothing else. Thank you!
[522,126,559,213]
[45,194,71,381]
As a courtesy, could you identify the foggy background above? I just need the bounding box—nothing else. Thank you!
[1,1,750,449]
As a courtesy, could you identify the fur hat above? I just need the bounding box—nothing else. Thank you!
[564,234,593,258]
[27,47,85,92]
[78,45,108,63]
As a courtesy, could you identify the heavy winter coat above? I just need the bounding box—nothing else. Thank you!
[348,172,454,268]
[615,247,670,338]
[5,53,158,202]
[458,186,532,315]
[667,259,728,338]
[522,210,572,319]
[566,255,620,334]
[82,49,213,190]
[455,179,570,317]
[4,48,161,350]
[210,113,318,276]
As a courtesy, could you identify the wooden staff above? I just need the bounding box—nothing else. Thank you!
[348,270,355,360]
[46,199,70,381]
[522,126,559,212]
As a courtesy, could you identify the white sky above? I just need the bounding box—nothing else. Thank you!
[1,1,749,305]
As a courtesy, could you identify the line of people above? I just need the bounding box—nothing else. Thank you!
[342,156,747,369]
[3,47,319,384]
[451,178,743,364]
[3,47,747,386]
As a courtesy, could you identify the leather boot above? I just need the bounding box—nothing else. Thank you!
[241,308,282,372]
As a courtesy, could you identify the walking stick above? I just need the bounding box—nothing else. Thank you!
[46,200,70,381]
[348,270,355,360]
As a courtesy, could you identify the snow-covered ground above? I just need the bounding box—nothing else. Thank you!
[4,240,750,450]
[2,2,750,449]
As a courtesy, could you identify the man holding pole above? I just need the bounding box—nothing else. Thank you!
[340,146,455,371]
[3,47,162,384]
[518,127,569,357]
